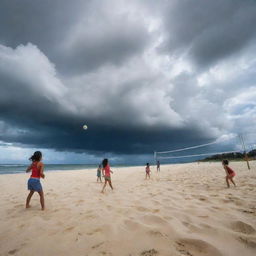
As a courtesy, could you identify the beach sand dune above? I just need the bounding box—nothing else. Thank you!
[0,161,255,256]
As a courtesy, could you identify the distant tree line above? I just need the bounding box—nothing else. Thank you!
[200,149,256,161]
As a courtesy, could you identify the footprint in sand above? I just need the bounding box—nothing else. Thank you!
[175,238,222,256]
[182,222,201,233]
[64,226,75,232]
[198,197,208,201]
[8,249,19,255]
[229,220,255,234]
[238,236,256,248]
[91,242,104,249]
[148,230,166,237]
[99,251,112,255]
[86,228,102,235]
[136,206,148,212]
[140,249,158,256]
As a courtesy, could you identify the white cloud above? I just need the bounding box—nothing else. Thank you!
[0,44,66,99]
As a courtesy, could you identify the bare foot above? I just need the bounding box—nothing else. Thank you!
[26,205,31,209]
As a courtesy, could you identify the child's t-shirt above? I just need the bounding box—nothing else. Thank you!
[104,164,111,177]
[226,166,235,175]
[31,161,41,178]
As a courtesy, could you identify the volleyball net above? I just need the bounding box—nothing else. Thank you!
[154,133,256,162]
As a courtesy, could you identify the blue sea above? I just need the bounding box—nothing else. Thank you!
[0,163,145,175]
[0,164,99,175]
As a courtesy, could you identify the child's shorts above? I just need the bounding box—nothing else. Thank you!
[104,176,111,181]
[28,178,42,192]
[228,172,236,178]
[230,172,236,177]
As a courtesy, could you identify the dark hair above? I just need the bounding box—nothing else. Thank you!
[29,151,42,162]
[222,159,229,165]
[146,163,149,166]
[102,158,108,168]
[98,164,102,168]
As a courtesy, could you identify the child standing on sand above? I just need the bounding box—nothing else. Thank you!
[97,164,102,182]
[157,161,160,172]
[101,159,113,193]
[25,151,45,210]
[222,159,236,188]
[145,163,151,179]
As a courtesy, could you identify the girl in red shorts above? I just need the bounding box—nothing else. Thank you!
[222,159,236,188]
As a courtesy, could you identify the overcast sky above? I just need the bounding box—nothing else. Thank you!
[0,0,256,164]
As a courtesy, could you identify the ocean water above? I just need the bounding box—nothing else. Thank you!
[0,163,144,175]
[0,164,98,175]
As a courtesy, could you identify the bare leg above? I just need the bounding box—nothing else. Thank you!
[108,180,114,190]
[101,180,107,193]
[26,190,34,208]
[226,176,230,188]
[38,191,45,210]
[230,178,236,187]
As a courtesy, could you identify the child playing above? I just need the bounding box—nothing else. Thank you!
[145,163,151,179]
[222,159,236,188]
[25,151,45,210]
[97,164,102,182]
[101,158,113,193]
[157,161,160,172]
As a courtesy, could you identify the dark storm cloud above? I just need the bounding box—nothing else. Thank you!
[0,54,202,155]
[57,24,150,74]
[160,0,256,68]
[0,43,213,155]
[0,116,215,155]
[0,0,151,74]
[0,0,255,161]
[0,0,84,51]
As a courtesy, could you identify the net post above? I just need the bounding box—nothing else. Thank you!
[239,134,250,170]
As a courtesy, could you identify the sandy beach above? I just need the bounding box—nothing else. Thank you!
[0,161,255,256]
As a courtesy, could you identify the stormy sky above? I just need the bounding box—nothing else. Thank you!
[0,0,256,164]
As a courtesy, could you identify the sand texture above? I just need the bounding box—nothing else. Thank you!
[0,161,256,256]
